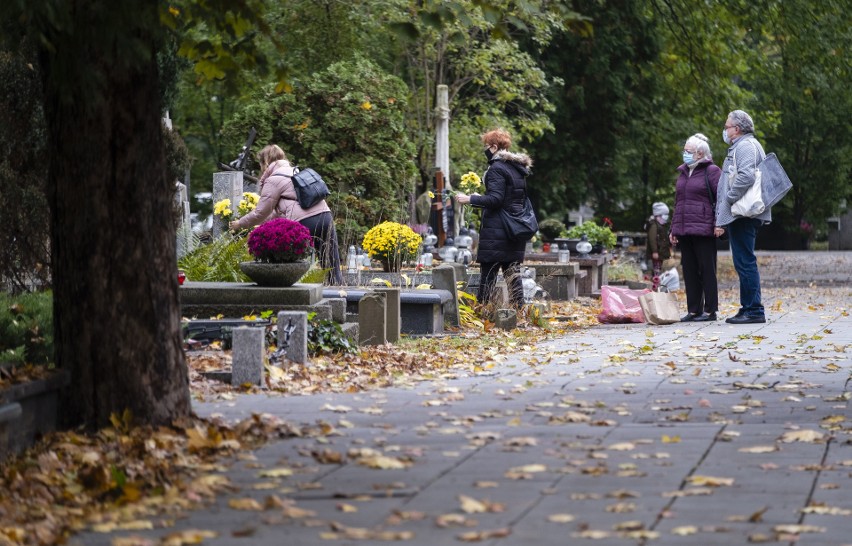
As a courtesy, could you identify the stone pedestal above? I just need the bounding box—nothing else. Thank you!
[526,263,585,301]
[571,255,609,297]
[179,281,323,317]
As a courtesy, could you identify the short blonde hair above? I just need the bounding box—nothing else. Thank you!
[257,144,287,171]
[481,128,512,150]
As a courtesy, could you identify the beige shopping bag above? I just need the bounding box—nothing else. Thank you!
[638,291,680,325]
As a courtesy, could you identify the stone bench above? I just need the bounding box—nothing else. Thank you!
[323,288,453,335]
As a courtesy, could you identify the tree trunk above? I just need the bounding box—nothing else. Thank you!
[39,3,190,428]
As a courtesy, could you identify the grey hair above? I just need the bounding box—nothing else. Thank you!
[686,133,712,161]
[728,110,754,134]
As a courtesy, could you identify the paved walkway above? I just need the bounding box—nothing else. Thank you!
[75,258,851,546]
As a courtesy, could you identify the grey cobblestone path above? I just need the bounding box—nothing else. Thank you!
[73,254,852,546]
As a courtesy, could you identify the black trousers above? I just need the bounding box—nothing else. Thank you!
[478,261,524,307]
[678,235,718,315]
[300,212,343,285]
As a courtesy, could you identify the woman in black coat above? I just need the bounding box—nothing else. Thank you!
[457,128,532,307]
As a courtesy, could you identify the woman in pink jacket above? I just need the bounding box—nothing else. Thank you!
[230,144,343,284]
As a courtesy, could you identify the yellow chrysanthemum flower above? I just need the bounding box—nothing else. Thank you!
[362,222,421,263]
[459,171,482,194]
[213,199,232,218]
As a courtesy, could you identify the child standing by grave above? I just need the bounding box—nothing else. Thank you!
[646,202,671,288]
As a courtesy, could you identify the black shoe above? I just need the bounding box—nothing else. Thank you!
[692,313,717,322]
[681,313,698,322]
[725,315,766,324]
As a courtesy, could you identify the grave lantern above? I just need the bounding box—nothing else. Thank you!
[422,228,438,254]
[576,234,593,258]
[438,237,459,263]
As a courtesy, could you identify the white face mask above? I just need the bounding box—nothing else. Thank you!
[722,128,731,145]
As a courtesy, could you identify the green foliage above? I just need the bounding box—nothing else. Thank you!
[0,290,53,366]
[224,56,417,245]
[566,221,617,249]
[607,260,642,282]
[537,218,566,241]
[457,290,484,329]
[741,0,852,225]
[178,234,251,282]
[306,313,356,355]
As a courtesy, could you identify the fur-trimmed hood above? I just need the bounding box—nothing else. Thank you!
[492,150,533,171]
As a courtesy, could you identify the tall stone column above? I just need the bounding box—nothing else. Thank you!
[435,85,457,238]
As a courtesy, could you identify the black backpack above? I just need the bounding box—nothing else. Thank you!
[290,167,331,209]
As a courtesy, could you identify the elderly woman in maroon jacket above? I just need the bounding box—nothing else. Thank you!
[457,128,531,307]
[669,133,723,322]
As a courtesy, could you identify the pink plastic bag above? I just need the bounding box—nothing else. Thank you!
[597,285,650,324]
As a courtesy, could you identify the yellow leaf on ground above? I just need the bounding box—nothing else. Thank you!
[671,526,698,536]
[738,445,778,453]
[547,514,576,523]
[160,529,218,546]
[687,475,734,487]
[357,455,410,469]
[459,495,488,514]
[228,497,264,511]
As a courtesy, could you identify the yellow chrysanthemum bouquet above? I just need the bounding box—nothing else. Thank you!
[458,171,482,195]
[213,192,260,233]
[362,221,422,272]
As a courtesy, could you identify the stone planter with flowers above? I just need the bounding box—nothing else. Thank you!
[239,218,314,287]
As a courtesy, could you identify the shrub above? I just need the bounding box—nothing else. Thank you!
[567,221,617,249]
[247,219,313,264]
[178,233,251,282]
[0,290,53,366]
[538,218,566,241]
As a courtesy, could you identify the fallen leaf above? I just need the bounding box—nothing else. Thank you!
[160,529,218,546]
[800,505,852,516]
[257,468,293,478]
[671,526,698,536]
[459,494,488,514]
[547,513,576,523]
[738,445,778,453]
[457,528,511,541]
[435,514,477,528]
[779,430,825,443]
[772,524,826,534]
[228,497,264,511]
[687,475,734,487]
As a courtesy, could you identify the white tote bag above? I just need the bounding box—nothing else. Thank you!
[731,141,766,218]
[731,168,765,217]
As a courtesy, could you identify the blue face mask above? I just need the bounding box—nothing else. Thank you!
[722,129,731,145]
[682,152,694,165]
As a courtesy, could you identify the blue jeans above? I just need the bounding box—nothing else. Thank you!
[727,217,764,317]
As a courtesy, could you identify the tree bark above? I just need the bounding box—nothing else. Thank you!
[39,2,190,428]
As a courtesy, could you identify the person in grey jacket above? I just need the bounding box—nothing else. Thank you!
[715,110,769,324]
[456,128,530,308]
